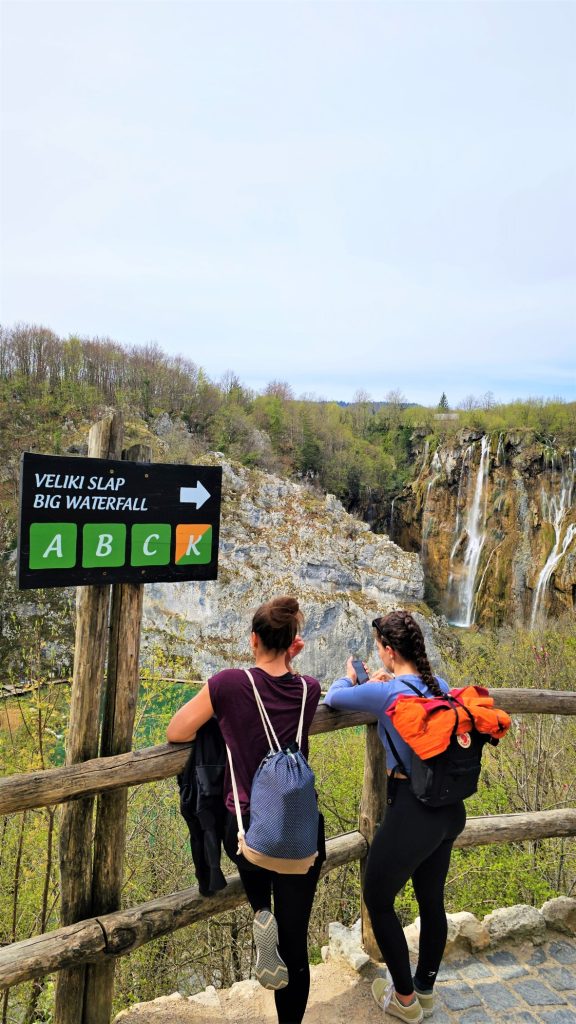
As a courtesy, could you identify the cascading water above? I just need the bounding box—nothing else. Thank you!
[496,432,505,466]
[447,435,491,627]
[529,449,576,628]
[389,497,396,541]
[415,439,430,483]
[421,451,441,565]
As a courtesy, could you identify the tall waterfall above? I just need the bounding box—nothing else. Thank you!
[447,435,491,627]
[530,449,576,628]
[389,497,396,541]
[421,451,441,565]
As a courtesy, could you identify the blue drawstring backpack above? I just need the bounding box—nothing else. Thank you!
[227,669,319,874]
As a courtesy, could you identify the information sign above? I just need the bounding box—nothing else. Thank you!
[18,453,222,589]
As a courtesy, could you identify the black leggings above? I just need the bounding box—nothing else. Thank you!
[224,811,325,1024]
[363,780,466,996]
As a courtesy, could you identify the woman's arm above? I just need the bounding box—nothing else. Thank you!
[323,679,387,714]
[166,683,215,742]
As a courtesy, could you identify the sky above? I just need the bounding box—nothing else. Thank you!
[1,0,575,407]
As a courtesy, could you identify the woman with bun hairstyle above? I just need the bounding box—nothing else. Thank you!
[167,596,324,1024]
[323,610,465,1023]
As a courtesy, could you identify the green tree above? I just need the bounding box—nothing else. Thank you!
[438,392,449,410]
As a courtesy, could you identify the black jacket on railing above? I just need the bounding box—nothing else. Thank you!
[177,716,227,897]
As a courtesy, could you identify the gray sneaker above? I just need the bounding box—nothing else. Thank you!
[252,910,289,990]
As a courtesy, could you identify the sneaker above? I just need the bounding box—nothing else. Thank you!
[414,986,435,1018]
[371,978,424,1022]
[252,910,289,990]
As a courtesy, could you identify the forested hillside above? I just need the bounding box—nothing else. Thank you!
[2,323,575,534]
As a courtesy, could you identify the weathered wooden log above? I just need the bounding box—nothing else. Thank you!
[83,444,150,1024]
[0,744,192,815]
[3,807,576,991]
[359,723,387,960]
[0,831,366,990]
[488,688,576,714]
[2,690,575,816]
[454,808,576,847]
[3,808,576,991]
[0,920,106,991]
[55,412,123,1024]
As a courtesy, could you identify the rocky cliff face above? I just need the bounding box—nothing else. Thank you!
[392,430,576,628]
[143,459,431,684]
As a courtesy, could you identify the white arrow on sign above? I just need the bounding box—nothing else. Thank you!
[180,482,211,509]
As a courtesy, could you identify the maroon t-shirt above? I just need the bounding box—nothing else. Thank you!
[208,667,321,814]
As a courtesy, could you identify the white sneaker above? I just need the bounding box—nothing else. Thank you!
[252,910,289,990]
[371,978,424,1022]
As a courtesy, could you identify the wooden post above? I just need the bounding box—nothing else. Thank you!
[55,413,123,1024]
[83,444,150,1024]
[359,722,388,960]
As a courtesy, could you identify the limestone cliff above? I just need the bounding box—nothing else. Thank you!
[143,459,429,683]
[392,430,576,627]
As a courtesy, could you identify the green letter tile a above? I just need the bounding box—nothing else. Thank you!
[29,523,77,569]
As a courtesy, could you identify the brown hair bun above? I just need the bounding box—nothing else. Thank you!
[252,596,303,652]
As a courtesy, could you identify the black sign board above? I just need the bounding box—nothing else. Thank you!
[18,453,222,590]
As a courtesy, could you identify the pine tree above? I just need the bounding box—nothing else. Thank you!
[438,392,449,410]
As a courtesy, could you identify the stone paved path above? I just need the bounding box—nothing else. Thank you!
[411,935,576,1023]
[114,934,576,1024]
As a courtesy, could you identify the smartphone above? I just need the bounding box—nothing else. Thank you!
[351,657,369,684]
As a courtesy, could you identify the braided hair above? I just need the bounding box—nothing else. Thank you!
[372,610,444,698]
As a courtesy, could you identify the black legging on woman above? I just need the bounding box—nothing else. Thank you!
[363,780,466,996]
[224,812,326,1024]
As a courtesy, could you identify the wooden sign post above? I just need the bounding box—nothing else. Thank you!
[19,415,225,1024]
[84,444,150,1024]
[54,412,123,1024]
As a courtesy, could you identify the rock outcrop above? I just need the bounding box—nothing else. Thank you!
[392,430,576,627]
[143,459,429,684]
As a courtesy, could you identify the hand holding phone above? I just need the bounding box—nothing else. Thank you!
[351,657,369,684]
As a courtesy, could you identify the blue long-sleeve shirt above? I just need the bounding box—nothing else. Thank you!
[323,673,450,774]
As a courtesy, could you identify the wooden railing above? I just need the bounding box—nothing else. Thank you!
[1,689,576,1008]
[2,690,574,815]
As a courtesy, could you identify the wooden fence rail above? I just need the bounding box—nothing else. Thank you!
[2,686,576,1002]
[2,690,575,816]
[3,809,576,991]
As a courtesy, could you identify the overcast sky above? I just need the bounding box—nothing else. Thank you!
[1,1,574,406]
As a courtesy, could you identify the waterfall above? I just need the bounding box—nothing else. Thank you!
[415,439,430,483]
[421,451,441,564]
[447,435,491,627]
[496,432,505,466]
[389,497,396,540]
[451,444,473,552]
[529,449,576,628]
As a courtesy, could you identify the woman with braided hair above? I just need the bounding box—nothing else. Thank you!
[324,610,465,1023]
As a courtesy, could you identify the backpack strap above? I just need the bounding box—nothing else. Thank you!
[382,724,410,778]
[226,743,246,845]
[383,677,451,775]
[401,679,464,734]
[385,681,478,772]
[243,668,308,750]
